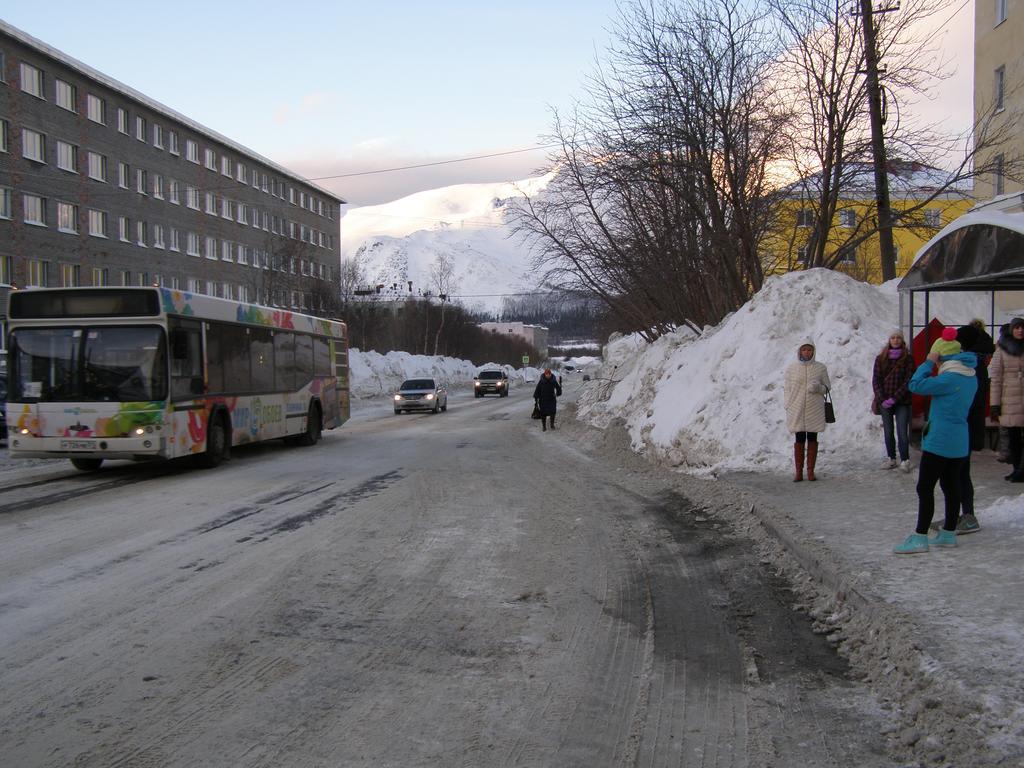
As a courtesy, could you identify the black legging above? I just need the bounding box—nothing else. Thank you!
[959,453,974,517]
[794,432,818,444]
[916,451,966,534]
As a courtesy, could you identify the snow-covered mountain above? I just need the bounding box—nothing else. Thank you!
[339,175,553,315]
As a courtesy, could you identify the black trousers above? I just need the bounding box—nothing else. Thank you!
[916,451,966,535]
[959,453,974,517]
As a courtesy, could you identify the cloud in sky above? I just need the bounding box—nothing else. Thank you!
[281,144,556,207]
[273,91,344,126]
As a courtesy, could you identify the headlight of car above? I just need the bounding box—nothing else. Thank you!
[425,393,434,400]
[474,381,480,387]
[394,394,402,401]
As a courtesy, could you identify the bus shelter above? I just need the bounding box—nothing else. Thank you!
[898,193,1024,352]
[898,193,1024,442]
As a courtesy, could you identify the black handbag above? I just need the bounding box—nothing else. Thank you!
[531,402,541,419]
[824,389,836,423]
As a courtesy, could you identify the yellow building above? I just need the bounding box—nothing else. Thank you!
[761,162,973,283]
[974,0,1024,200]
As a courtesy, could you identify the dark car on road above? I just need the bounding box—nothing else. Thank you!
[473,369,509,397]
[394,378,448,414]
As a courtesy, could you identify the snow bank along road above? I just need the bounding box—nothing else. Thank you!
[0,390,895,767]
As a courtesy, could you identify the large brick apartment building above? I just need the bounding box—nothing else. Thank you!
[0,20,344,311]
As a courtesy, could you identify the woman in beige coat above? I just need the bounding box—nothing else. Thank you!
[989,317,1024,482]
[784,340,831,481]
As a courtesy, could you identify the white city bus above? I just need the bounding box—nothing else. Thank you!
[4,287,350,471]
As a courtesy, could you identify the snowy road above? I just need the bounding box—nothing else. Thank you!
[0,391,894,767]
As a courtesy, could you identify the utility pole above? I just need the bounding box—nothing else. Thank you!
[860,0,898,282]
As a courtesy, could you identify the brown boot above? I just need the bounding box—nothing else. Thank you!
[793,443,804,482]
[806,442,818,481]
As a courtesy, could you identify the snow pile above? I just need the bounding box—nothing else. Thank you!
[348,348,541,398]
[339,176,553,315]
[578,268,964,473]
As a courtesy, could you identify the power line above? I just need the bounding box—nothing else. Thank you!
[0,143,559,202]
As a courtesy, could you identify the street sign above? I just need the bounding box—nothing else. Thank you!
[522,356,530,364]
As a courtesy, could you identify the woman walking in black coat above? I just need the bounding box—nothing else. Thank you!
[533,368,562,432]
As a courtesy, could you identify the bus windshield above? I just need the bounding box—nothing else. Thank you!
[10,326,168,402]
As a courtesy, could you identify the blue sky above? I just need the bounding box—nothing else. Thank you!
[3,1,622,204]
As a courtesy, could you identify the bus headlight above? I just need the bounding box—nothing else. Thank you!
[134,427,146,436]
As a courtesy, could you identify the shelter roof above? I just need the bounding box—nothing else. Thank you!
[899,193,1024,292]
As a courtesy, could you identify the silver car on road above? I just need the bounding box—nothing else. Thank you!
[394,378,448,414]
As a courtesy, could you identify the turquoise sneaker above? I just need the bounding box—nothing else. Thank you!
[932,528,957,548]
[894,533,929,554]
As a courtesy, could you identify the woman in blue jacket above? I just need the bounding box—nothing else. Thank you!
[894,330,978,554]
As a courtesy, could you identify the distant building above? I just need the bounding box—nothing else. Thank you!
[974,0,1023,200]
[761,162,972,282]
[479,321,549,356]
[0,21,344,311]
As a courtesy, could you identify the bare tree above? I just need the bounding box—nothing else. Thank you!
[770,0,1024,274]
[512,0,789,340]
[428,254,460,356]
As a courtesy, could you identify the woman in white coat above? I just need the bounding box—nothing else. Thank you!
[784,340,831,481]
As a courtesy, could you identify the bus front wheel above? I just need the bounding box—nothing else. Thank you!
[297,402,322,446]
[199,415,230,468]
[71,457,103,472]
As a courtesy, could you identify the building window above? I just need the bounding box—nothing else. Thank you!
[87,152,107,182]
[92,267,109,286]
[187,277,200,293]
[170,228,180,252]
[236,162,246,183]
[206,280,216,296]
[288,187,296,204]
[0,51,5,84]
[23,194,46,226]
[27,260,49,287]
[57,141,78,173]
[118,162,130,189]
[118,108,129,135]
[995,154,1006,196]
[221,155,231,176]
[60,263,81,287]
[237,203,246,224]
[204,147,216,170]
[205,236,217,259]
[0,187,11,219]
[221,240,233,261]
[237,285,248,303]
[838,247,857,265]
[187,232,200,256]
[997,0,1008,24]
[136,115,147,142]
[838,209,856,228]
[153,274,164,287]
[136,220,148,246]
[221,198,232,219]
[88,209,108,237]
[796,208,814,228]
[996,66,1006,111]
[20,62,44,98]
[187,186,200,210]
[136,168,148,195]
[1,118,8,152]
[57,201,78,233]
[205,192,217,215]
[924,209,941,227]
[237,243,247,264]
[22,128,46,163]
[153,224,165,249]
[153,123,164,149]
[169,179,180,204]
[135,273,148,288]
[120,270,132,287]
[55,79,76,112]
[87,94,106,124]
[153,173,164,199]
[798,244,811,264]
[168,130,179,155]
[186,140,199,163]
[119,216,131,242]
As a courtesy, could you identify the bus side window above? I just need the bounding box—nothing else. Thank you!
[169,319,203,399]
[295,334,313,387]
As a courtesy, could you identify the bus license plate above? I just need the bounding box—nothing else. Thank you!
[60,439,97,450]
